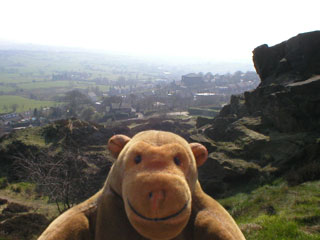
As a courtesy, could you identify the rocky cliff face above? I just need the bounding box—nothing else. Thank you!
[253,31,320,86]
[195,31,320,197]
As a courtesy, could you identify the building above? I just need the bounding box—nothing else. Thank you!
[0,113,22,125]
[110,103,133,115]
[181,73,204,86]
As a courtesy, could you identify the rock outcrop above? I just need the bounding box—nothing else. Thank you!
[195,31,320,197]
[253,31,320,86]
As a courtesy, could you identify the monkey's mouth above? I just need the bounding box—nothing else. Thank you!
[127,199,189,222]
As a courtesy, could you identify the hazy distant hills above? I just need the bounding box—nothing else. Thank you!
[0,40,254,74]
[0,40,86,52]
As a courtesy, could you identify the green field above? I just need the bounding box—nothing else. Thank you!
[0,95,61,113]
[17,80,99,90]
[0,50,159,101]
[0,50,159,85]
[0,85,16,92]
[17,81,72,89]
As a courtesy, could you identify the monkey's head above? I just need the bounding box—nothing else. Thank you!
[107,130,208,240]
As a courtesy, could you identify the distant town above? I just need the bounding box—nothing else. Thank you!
[0,47,259,137]
[0,69,259,137]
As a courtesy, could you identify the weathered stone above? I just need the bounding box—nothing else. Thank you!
[195,31,320,197]
[245,76,320,132]
[199,152,262,196]
[189,134,217,153]
[196,116,213,128]
[220,93,247,118]
[253,31,320,86]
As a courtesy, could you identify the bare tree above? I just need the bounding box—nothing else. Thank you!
[14,150,91,213]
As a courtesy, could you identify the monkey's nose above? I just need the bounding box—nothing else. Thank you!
[148,190,166,211]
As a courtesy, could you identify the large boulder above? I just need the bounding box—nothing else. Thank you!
[253,31,320,86]
[248,31,320,132]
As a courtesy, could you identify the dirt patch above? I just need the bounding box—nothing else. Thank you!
[2,202,30,214]
[0,213,49,240]
[0,198,49,240]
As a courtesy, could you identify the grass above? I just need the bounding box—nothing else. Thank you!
[0,95,61,113]
[244,215,319,240]
[15,81,109,90]
[218,179,320,239]
[17,81,73,89]
[0,86,16,92]
[0,126,47,148]
[0,50,158,84]
[0,180,59,219]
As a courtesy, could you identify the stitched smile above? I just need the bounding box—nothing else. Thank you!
[128,199,189,222]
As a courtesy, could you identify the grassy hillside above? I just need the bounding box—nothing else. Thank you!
[220,180,320,239]
[0,179,58,240]
[0,126,46,148]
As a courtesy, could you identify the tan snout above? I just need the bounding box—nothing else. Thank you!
[123,172,191,239]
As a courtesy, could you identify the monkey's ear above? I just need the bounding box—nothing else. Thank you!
[108,135,131,158]
[190,143,208,167]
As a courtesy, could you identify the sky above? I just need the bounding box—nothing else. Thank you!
[0,0,319,62]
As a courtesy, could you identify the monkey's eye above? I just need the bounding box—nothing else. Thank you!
[174,156,181,166]
[134,155,142,164]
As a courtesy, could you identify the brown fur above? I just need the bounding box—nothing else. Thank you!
[38,130,245,240]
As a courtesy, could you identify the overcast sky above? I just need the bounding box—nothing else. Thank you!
[0,0,319,62]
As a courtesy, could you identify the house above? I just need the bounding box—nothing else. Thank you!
[0,113,22,125]
[106,102,136,120]
[110,103,133,114]
[181,73,204,86]
[20,111,32,120]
